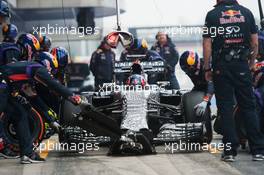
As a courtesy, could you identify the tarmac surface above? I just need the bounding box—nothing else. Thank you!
[0,135,264,175]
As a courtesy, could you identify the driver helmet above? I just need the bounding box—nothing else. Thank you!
[126,74,146,87]
[180,51,200,75]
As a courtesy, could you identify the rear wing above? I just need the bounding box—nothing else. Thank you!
[114,60,165,73]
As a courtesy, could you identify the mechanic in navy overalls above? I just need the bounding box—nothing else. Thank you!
[151,32,180,90]
[203,0,264,161]
[0,1,22,159]
[90,37,115,91]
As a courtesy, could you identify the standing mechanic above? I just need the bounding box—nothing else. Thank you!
[90,37,115,90]
[203,0,264,162]
[151,32,180,89]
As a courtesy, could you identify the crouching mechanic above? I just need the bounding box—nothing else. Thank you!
[179,51,214,141]
[156,51,213,142]
[0,24,21,158]
[180,51,214,114]
[0,2,21,159]
[32,48,70,132]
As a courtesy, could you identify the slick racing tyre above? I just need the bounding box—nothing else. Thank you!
[182,91,212,144]
[2,108,45,152]
[60,99,81,126]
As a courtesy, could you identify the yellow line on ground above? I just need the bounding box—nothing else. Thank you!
[39,139,56,159]
[208,144,221,154]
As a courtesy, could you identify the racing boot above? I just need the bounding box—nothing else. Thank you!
[221,153,236,162]
[252,154,264,161]
[20,152,45,164]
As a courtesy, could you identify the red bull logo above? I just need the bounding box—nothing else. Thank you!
[221,10,241,17]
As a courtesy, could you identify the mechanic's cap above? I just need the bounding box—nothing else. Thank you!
[16,33,40,61]
[180,51,199,73]
[51,46,70,68]
[2,23,18,41]
[0,0,10,18]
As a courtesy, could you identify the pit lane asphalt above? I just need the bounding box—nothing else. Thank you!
[0,136,263,175]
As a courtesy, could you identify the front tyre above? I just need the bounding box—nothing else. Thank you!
[2,108,45,152]
[182,91,212,144]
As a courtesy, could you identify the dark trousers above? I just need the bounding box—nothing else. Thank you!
[213,60,264,155]
[4,98,32,156]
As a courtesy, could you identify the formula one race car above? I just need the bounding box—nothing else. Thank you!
[1,31,212,155]
[59,31,212,155]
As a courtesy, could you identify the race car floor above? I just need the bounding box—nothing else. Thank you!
[0,136,264,175]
